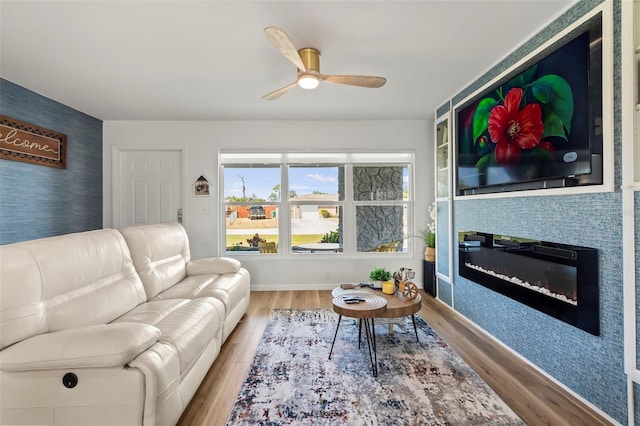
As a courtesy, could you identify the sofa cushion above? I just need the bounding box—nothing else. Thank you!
[0,229,147,350]
[120,223,191,300]
[0,323,160,371]
[152,268,250,316]
[113,298,224,374]
[186,257,241,275]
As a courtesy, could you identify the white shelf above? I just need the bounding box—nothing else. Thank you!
[438,166,449,172]
[437,142,448,149]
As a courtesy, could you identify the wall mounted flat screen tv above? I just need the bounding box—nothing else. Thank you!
[456,16,603,196]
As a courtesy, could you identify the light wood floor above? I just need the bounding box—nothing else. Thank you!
[178,290,613,425]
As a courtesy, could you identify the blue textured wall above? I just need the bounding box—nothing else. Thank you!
[0,79,103,244]
[435,201,450,277]
[448,0,626,422]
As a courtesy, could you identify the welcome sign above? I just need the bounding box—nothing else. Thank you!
[0,115,67,169]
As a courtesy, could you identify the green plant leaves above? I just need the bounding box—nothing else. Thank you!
[369,267,391,281]
[320,229,340,243]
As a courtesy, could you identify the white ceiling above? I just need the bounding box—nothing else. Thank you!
[0,0,577,121]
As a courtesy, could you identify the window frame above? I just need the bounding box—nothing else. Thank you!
[220,152,414,257]
[221,163,282,254]
[350,163,412,254]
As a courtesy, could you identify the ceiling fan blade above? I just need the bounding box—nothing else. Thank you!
[262,81,298,101]
[320,74,386,88]
[264,26,306,72]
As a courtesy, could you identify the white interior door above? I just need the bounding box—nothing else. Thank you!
[114,148,183,228]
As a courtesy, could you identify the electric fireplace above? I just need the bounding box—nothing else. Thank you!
[459,232,599,335]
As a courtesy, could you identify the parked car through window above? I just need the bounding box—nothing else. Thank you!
[249,205,266,220]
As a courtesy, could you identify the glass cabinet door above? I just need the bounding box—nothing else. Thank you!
[436,120,449,199]
[434,113,453,295]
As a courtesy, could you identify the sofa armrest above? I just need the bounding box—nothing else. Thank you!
[0,323,160,371]
[186,257,241,276]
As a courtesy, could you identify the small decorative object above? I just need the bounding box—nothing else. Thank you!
[369,267,391,290]
[382,280,395,295]
[402,282,419,301]
[394,267,418,300]
[194,175,210,196]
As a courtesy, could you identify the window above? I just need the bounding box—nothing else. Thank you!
[223,165,280,253]
[289,165,344,253]
[221,152,413,255]
[353,165,409,253]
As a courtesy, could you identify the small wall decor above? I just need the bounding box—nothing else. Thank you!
[0,115,67,169]
[194,175,210,196]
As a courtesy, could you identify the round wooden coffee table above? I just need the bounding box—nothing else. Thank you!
[332,286,422,342]
[329,293,387,376]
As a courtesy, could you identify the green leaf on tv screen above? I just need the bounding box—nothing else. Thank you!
[472,98,498,145]
[541,108,568,140]
[474,152,492,170]
[530,75,574,134]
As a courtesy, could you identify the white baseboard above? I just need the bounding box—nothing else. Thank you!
[250,282,425,292]
[250,283,338,291]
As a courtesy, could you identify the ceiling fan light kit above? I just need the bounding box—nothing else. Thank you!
[298,75,319,90]
[297,47,321,89]
[263,26,386,100]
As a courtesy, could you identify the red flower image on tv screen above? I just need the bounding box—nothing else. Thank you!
[488,88,544,164]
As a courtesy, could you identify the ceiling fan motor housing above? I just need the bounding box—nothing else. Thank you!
[297,48,320,73]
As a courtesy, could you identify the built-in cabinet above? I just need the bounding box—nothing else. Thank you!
[622,0,640,423]
[434,106,454,307]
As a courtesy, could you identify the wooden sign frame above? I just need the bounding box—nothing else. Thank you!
[0,115,67,169]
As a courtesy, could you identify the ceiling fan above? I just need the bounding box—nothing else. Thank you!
[262,26,387,101]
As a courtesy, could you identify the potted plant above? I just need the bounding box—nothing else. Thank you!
[246,233,266,247]
[422,202,436,262]
[369,267,392,290]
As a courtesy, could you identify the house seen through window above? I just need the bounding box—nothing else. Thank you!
[221,153,413,255]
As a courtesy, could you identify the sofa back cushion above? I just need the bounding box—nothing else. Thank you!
[0,229,147,350]
[120,223,191,300]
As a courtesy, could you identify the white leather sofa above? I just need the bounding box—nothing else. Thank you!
[0,224,250,426]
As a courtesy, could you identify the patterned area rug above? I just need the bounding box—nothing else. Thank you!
[226,309,524,425]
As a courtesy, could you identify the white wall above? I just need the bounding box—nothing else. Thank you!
[103,120,433,290]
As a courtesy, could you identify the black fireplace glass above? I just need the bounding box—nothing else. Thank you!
[459,231,599,335]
